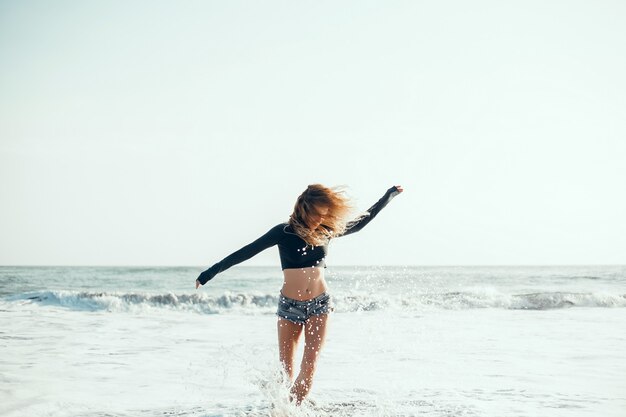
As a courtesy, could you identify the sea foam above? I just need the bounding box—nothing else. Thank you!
[6,288,625,314]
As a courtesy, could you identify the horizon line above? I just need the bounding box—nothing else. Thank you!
[1,264,624,268]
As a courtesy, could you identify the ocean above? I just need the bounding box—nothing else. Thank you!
[1,265,624,417]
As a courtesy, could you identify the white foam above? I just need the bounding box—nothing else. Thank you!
[5,288,625,316]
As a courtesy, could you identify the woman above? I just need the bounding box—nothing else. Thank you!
[195,184,403,405]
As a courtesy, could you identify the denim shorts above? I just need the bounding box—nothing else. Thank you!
[276,291,333,325]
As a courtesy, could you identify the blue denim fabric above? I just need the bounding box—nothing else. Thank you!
[276,292,333,325]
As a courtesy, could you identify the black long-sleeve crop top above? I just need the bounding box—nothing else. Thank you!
[197,185,401,285]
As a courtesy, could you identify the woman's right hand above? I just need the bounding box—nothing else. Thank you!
[195,279,201,289]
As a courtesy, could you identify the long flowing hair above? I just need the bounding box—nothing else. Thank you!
[288,184,362,246]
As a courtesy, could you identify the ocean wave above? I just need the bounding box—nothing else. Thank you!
[6,291,278,314]
[4,289,625,314]
[412,291,626,310]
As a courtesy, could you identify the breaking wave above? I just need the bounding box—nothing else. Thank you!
[4,289,625,314]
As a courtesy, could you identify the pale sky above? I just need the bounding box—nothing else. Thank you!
[1,1,625,266]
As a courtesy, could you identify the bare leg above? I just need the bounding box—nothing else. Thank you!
[290,313,329,405]
[277,318,303,381]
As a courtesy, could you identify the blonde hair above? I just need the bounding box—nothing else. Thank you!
[288,184,363,246]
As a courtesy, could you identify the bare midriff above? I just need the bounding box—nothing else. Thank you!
[280,266,328,301]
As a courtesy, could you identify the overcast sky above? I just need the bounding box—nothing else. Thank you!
[1,1,625,266]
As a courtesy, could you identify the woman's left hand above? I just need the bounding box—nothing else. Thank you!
[394,185,404,193]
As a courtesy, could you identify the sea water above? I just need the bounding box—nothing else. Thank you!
[1,265,624,417]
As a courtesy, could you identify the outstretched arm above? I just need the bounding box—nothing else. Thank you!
[196,224,283,287]
[335,185,403,238]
